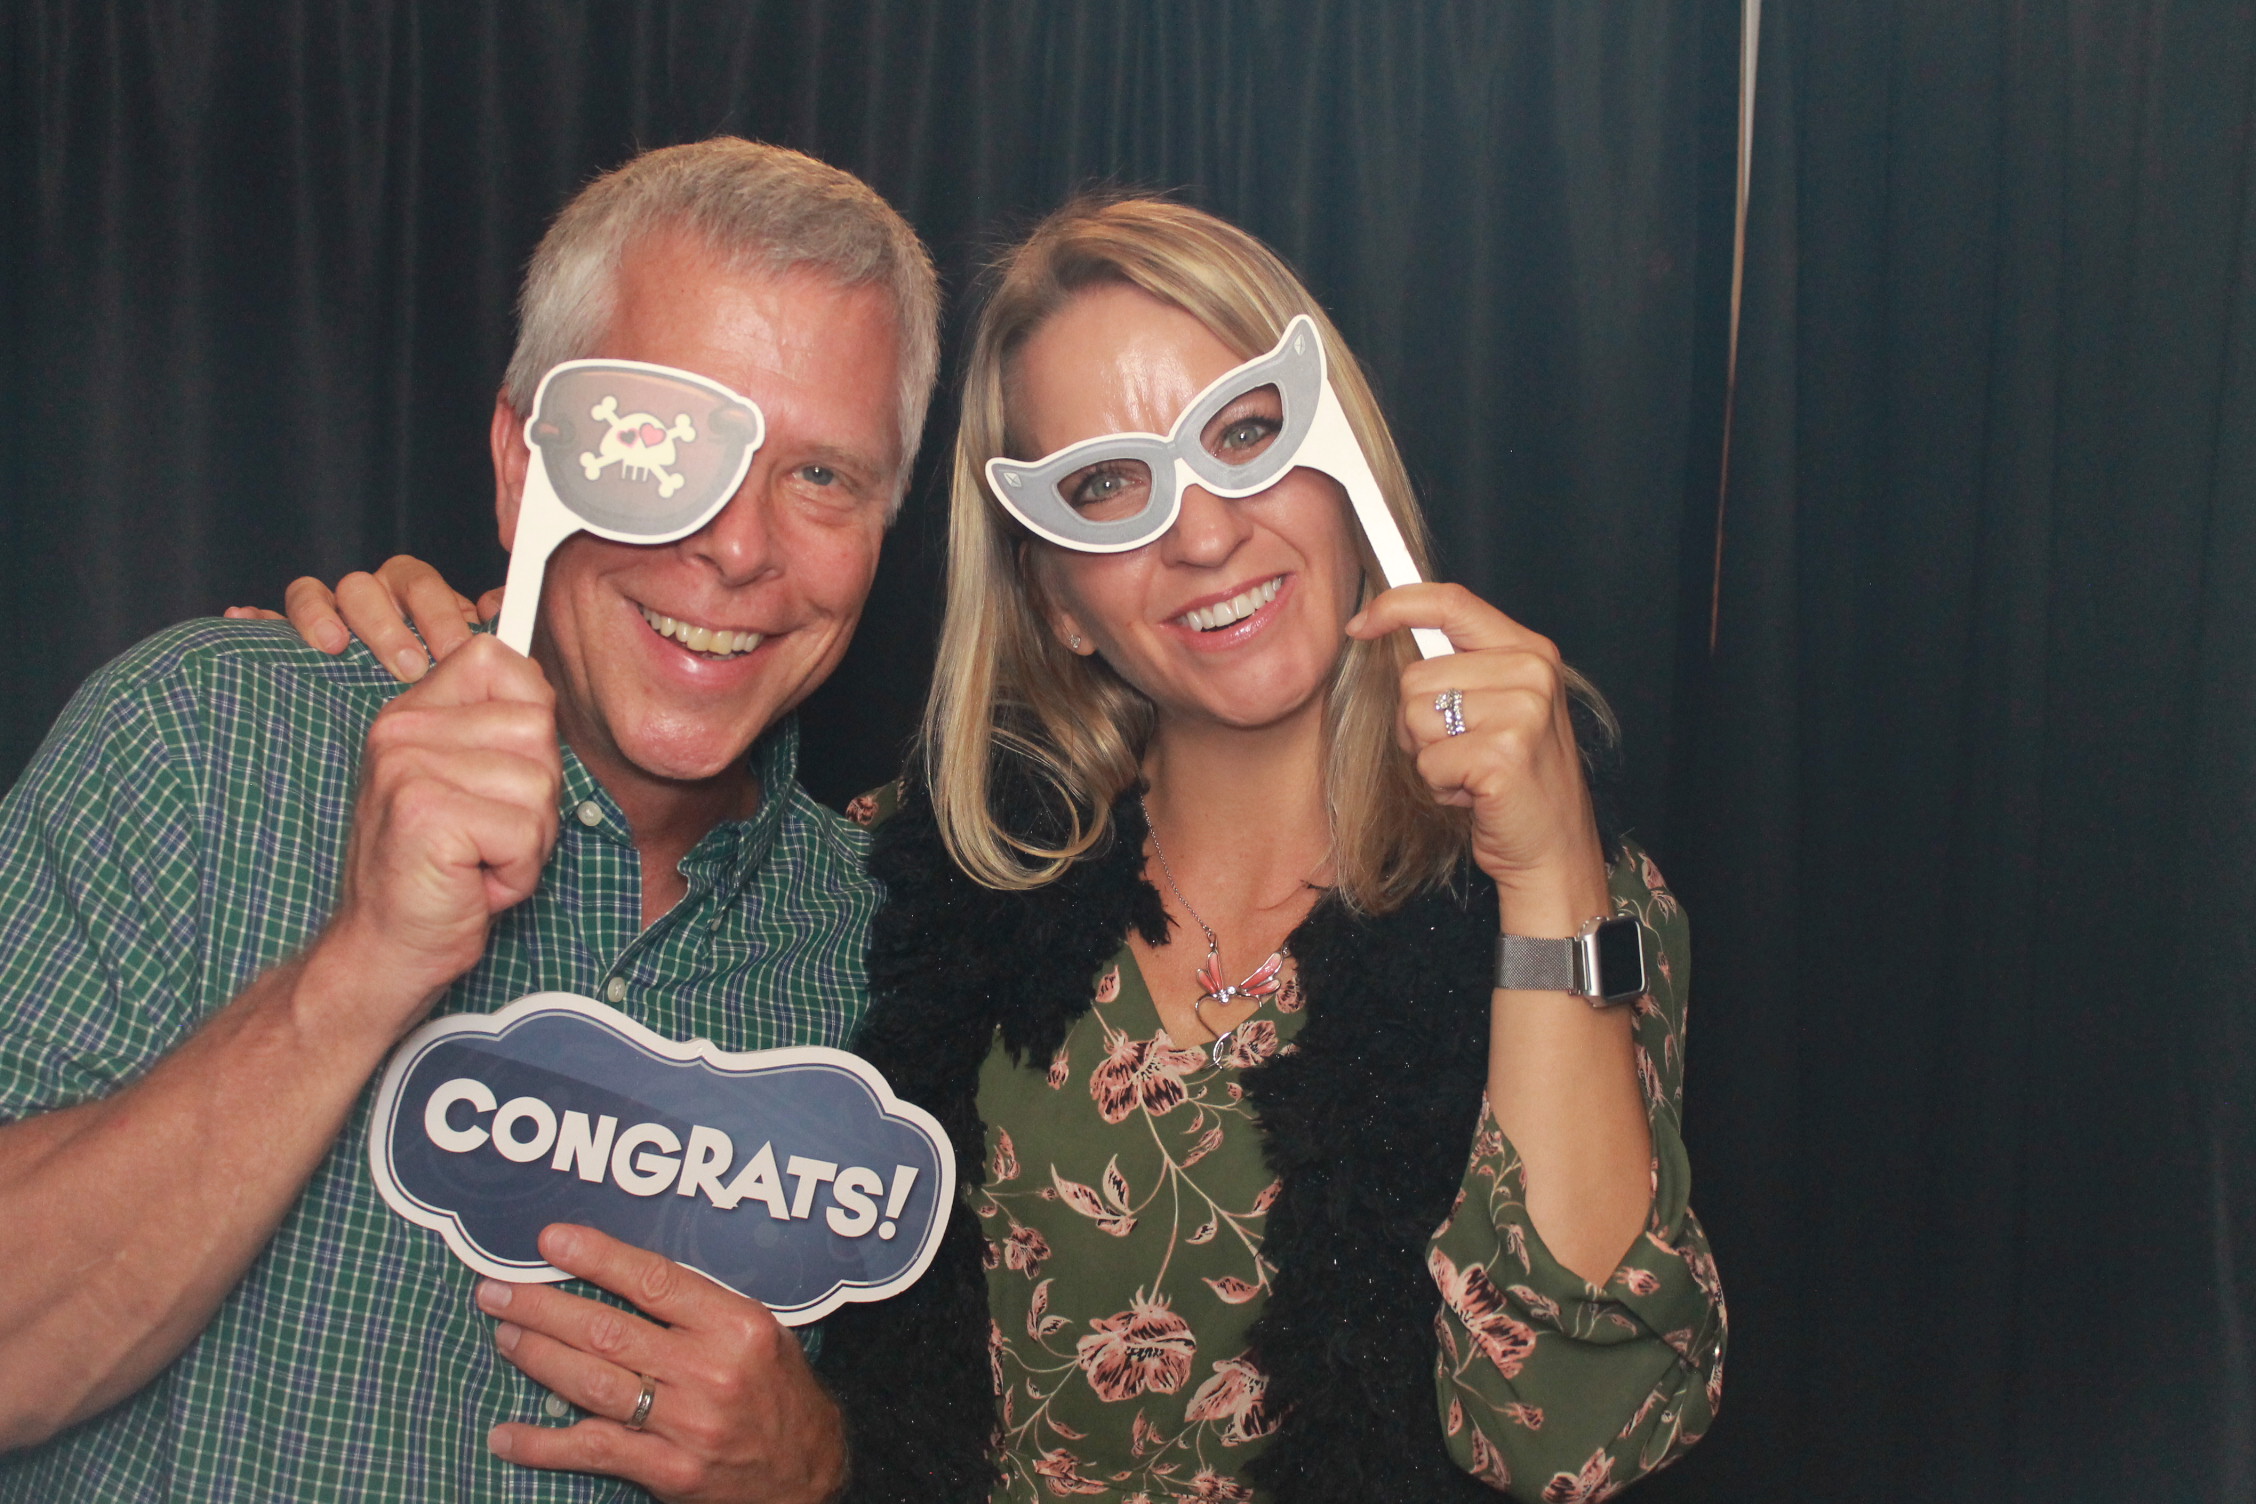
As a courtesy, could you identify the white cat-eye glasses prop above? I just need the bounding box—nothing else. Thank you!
[984,314,1452,660]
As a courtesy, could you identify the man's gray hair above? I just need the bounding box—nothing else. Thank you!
[503,138,940,507]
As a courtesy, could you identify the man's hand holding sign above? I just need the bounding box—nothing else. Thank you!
[365,985,953,1502]
[326,364,866,1500]
[478,1226,843,1503]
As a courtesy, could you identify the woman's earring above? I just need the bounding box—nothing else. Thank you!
[1069,634,1085,653]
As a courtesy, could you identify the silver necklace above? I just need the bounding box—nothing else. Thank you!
[1141,794,1287,1067]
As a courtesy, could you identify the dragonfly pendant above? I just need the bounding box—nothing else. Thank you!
[1193,947,1286,1067]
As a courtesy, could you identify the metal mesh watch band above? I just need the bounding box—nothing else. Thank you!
[1494,933,1583,994]
[1495,916,1648,1007]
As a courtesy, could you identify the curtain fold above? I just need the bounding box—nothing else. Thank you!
[1677,2,2256,1498]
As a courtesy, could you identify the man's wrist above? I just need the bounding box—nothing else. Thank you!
[288,920,448,1055]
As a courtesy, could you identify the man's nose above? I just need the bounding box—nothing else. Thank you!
[1161,481,1249,566]
[684,471,782,585]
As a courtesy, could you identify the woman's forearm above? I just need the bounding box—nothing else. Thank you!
[1485,874,1653,1286]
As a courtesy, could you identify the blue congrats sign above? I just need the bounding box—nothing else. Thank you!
[368,993,954,1325]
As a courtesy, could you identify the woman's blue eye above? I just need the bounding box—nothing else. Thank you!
[1212,414,1281,455]
[1069,463,1146,509]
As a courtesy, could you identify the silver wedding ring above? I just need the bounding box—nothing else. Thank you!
[1435,688,1468,737]
[625,1373,656,1431]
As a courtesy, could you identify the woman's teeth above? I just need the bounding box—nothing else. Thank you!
[638,605,763,659]
[1175,576,1283,632]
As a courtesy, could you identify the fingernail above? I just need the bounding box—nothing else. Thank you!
[1344,612,1367,633]
[316,623,347,654]
[494,1321,522,1354]
[477,1279,511,1312]
[487,1425,514,1460]
[393,649,428,681]
[543,1225,578,1260]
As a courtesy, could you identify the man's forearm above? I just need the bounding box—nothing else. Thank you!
[0,939,427,1449]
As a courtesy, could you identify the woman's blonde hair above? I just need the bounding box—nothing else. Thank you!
[925,196,1606,913]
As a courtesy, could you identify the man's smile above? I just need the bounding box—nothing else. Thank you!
[635,601,767,660]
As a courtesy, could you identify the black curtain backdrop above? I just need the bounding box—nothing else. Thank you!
[1675,2,2256,1500]
[2,3,2250,1501]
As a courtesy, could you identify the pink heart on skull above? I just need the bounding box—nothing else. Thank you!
[637,422,666,447]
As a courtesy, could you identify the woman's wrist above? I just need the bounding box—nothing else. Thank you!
[1491,855,1613,939]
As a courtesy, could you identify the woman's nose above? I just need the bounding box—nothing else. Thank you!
[1161,482,1249,566]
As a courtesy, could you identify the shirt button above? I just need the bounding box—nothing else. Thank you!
[542,1391,571,1420]
[604,976,628,1004]
[575,800,604,827]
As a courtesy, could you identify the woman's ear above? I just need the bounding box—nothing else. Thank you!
[1019,539,1097,656]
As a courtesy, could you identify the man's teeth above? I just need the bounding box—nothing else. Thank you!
[638,606,763,658]
[1175,577,1283,632]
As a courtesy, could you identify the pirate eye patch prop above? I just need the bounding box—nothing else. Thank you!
[985,314,1452,659]
[496,361,766,656]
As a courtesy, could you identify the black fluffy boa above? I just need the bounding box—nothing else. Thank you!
[815,769,1532,1502]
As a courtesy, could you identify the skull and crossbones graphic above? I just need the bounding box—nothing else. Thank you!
[579,395,698,498]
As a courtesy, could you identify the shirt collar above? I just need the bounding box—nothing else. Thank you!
[556,716,800,907]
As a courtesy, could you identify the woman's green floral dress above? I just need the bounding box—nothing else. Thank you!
[955,844,1724,1503]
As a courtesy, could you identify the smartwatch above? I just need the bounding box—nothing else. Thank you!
[1494,914,1649,1006]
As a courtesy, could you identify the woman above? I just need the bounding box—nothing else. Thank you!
[273,197,1722,1502]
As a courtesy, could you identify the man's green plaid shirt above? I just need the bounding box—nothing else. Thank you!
[0,620,878,1501]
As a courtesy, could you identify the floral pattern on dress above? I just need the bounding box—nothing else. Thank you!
[980,957,1299,1501]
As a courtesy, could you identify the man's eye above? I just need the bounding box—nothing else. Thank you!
[800,465,838,487]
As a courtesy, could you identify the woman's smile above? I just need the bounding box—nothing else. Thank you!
[1012,285,1366,730]
[1153,570,1304,660]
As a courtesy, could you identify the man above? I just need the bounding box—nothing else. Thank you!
[0,138,937,1502]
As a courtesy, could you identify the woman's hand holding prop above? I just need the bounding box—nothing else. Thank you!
[1347,582,1649,1286]
[1347,582,1610,932]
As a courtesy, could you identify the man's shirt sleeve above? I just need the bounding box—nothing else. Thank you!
[0,637,223,1119]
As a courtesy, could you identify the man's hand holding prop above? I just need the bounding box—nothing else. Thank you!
[330,635,564,1029]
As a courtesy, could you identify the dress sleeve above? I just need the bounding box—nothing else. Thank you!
[840,777,905,830]
[1425,845,1725,1500]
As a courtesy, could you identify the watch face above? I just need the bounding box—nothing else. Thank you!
[1592,916,1647,1001]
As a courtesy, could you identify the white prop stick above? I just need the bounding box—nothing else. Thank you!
[1299,379,1454,660]
[496,359,765,656]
